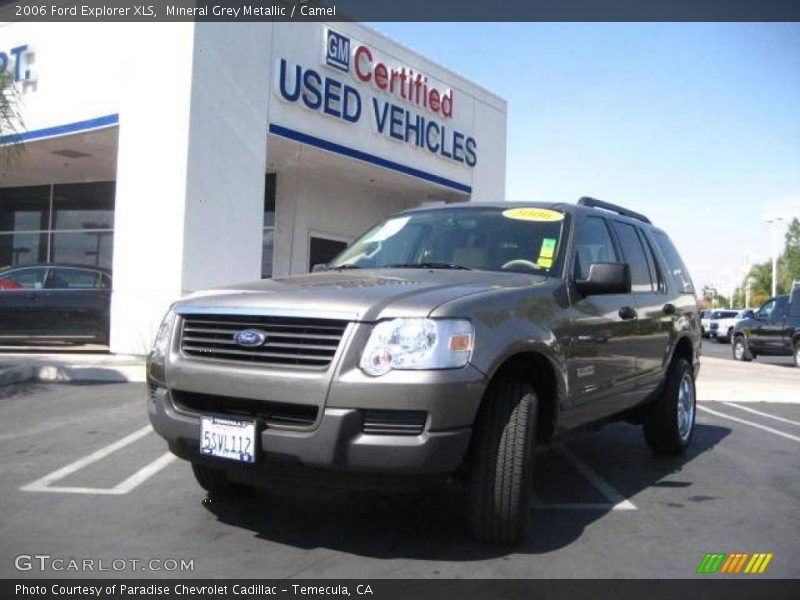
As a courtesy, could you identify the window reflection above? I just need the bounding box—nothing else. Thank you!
[0,232,47,268]
[51,231,114,270]
[0,182,115,270]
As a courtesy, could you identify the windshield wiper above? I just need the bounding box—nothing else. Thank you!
[383,262,472,270]
[329,264,361,270]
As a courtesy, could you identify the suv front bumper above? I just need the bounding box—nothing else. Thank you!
[148,386,474,476]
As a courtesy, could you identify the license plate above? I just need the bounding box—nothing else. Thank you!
[200,417,256,463]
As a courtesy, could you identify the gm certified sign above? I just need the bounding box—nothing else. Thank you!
[325,29,350,72]
[233,329,268,348]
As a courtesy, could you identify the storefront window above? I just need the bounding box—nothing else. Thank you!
[262,173,276,278]
[52,182,115,230]
[0,232,47,268]
[0,182,115,271]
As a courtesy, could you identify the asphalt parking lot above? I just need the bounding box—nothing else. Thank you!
[0,351,798,579]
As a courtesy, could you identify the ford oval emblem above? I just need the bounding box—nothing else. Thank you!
[233,329,267,347]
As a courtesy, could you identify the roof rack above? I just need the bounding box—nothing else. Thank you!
[578,197,652,224]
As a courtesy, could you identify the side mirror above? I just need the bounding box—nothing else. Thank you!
[311,263,329,273]
[576,262,631,296]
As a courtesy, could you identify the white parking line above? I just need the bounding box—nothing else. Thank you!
[698,406,800,443]
[20,425,177,495]
[532,444,637,511]
[554,445,637,510]
[721,402,800,428]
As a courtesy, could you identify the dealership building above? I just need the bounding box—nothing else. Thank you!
[0,21,507,354]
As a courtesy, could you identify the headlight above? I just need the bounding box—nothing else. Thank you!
[150,308,177,361]
[359,318,474,376]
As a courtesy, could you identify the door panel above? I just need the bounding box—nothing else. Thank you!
[564,216,640,426]
[43,268,110,341]
[749,298,786,354]
[0,267,49,338]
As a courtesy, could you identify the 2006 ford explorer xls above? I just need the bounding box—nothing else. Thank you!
[148,197,701,543]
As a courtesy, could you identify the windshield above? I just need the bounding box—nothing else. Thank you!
[329,206,566,275]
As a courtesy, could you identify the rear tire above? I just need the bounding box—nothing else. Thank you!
[191,462,250,496]
[643,358,696,455]
[468,380,537,544]
[732,336,753,362]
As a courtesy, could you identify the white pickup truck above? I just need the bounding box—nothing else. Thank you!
[709,309,754,343]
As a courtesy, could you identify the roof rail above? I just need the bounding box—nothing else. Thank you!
[578,197,652,224]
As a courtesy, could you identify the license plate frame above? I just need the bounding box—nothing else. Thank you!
[200,417,257,464]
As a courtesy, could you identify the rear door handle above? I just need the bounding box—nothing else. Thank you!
[619,306,637,320]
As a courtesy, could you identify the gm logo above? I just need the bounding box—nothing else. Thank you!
[325,29,350,72]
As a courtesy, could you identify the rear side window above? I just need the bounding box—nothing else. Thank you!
[652,231,694,294]
[573,217,618,280]
[46,268,103,290]
[611,221,654,293]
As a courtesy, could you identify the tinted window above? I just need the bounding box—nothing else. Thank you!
[573,217,618,280]
[47,268,104,290]
[652,231,694,294]
[0,267,46,290]
[612,222,653,292]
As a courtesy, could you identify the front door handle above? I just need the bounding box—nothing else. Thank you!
[619,306,637,320]
[663,303,676,315]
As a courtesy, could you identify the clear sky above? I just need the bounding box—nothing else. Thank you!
[368,23,800,297]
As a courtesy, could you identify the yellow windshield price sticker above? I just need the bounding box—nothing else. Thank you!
[537,257,553,268]
[539,237,557,259]
[502,207,564,222]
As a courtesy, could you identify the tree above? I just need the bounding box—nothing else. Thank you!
[0,70,25,166]
[779,217,800,292]
[734,261,772,308]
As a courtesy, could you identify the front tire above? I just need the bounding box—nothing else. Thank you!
[732,336,753,362]
[643,358,696,455]
[468,380,538,544]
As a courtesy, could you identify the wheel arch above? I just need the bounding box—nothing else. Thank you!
[480,348,564,443]
[669,334,695,372]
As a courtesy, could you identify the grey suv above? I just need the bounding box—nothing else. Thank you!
[148,197,701,543]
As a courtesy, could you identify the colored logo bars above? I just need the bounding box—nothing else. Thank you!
[696,553,773,574]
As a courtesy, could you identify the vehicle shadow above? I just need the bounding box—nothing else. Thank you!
[202,422,731,560]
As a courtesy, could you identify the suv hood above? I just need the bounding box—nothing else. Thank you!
[176,269,549,322]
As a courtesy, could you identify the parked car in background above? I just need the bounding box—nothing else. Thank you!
[699,310,711,337]
[732,284,800,367]
[0,264,112,345]
[708,309,741,343]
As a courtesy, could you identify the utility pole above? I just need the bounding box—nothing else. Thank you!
[766,217,784,297]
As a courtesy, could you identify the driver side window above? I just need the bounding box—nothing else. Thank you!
[757,300,776,320]
[573,217,618,280]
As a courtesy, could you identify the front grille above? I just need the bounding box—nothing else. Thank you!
[709,323,719,330]
[362,410,427,436]
[180,314,348,368]
[171,389,318,427]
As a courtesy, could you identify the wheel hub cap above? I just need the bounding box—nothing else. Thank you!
[677,373,695,441]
